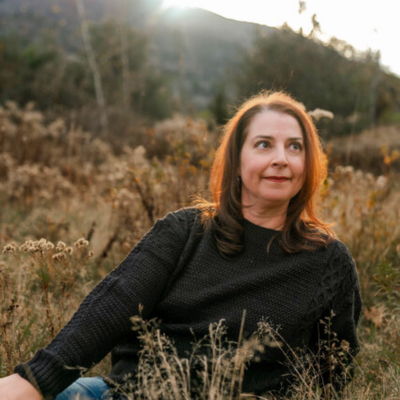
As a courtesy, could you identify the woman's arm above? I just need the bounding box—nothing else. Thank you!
[311,241,362,397]
[12,208,197,398]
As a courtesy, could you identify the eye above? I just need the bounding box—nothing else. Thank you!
[255,140,271,149]
[289,142,303,151]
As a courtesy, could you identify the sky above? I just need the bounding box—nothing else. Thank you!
[161,0,399,77]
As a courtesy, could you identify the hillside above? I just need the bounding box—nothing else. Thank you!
[0,0,273,108]
[1,0,400,134]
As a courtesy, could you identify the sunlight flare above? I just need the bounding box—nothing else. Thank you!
[162,0,195,9]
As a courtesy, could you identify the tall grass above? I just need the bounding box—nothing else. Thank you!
[0,103,399,398]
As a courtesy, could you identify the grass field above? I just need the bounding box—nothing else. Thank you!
[0,103,399,399]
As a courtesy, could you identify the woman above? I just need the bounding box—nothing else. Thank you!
[0,91,362,399]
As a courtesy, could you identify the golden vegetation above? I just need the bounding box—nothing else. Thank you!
[0,104,399,399]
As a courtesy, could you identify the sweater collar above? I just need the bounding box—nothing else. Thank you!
[243,218,282,248]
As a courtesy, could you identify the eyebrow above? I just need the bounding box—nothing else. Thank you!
[253,135,303,141]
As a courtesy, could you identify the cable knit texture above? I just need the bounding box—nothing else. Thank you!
[15,207,362,398]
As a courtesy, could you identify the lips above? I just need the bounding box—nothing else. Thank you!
[264,176,291,182]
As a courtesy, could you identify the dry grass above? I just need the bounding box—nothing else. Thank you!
[326,124,400,175]
[0,103,399,399]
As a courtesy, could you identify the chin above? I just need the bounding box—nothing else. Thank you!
[259,197,291,207]
[259,193,292,203]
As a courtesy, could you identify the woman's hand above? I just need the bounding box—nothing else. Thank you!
[0,374,42,400]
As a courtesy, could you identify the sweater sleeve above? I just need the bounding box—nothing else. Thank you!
[310,241,362,397]
[14,208,196,399]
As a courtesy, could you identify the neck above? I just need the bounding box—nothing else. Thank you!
[242,204,287,231]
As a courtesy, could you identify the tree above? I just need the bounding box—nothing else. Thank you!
[0,20,173,138]
[210,85,229,126]
[236,26,398,136]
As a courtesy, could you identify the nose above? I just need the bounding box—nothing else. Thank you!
[271,145,288,167]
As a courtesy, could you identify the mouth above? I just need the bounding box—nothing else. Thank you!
[264,176,291,182]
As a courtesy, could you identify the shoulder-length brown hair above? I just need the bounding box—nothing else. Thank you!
[196,91,334,256]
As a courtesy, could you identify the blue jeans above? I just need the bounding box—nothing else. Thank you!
[55,377,111,400]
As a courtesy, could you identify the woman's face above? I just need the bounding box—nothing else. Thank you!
[239,109,306,210]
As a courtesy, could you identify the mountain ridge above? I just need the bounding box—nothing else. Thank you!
[0,0,275,108]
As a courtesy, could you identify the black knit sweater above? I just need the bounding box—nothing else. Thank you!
[15,207,362,398]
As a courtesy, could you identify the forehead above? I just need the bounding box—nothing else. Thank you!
[246,109,303,139]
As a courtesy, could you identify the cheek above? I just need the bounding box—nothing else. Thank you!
[239,151,252,176]
[294,159,306,184]
[240,157,263,179]
[293,154,305,175]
